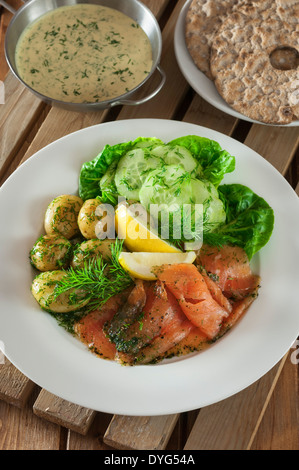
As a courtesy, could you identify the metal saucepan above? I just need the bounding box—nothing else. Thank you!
[1,0,166,111]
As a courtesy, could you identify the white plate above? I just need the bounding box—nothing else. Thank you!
[174,0,299,127]
[0,119,299,416]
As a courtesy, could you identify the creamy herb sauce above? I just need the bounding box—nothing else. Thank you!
[15,4,153,103]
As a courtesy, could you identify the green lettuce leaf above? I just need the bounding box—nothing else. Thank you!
[79,137,161,201]
[204,184,274,259]
[168,135,235,187]
[79,141,133,201]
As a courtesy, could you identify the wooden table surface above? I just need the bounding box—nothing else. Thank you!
[0,0,298,451]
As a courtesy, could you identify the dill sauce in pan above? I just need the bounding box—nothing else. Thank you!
[15,4,153,103]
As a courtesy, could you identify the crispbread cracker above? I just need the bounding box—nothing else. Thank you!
[210,0,299,124]
[276,0,299,24]
[185,0,240,79]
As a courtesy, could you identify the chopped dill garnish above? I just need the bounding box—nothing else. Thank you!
[52,238,133,313]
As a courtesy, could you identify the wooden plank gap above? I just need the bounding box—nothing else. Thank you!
[158,0,180,31]
[230,119,252,144]
[173,86,195,122]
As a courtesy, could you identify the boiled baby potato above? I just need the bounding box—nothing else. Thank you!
[31,270,89,313]
[30,234,72,271]
[71,238,117,269]
[44,195,83,239]
[77,198,103,239]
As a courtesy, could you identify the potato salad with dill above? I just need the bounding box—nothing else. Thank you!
[29,135,274,365]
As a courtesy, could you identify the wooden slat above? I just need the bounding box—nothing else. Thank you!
[118,0,189,121]
[250,350,299,450]
[0,358,35,408]
[67,412,113,449]
[0,103,50,185]
[0,1,23,81]
[20,106,108,164]
[184,353,288,450]
[182,92,238,135]
[0,387,62,450]
[103,414,179,450]
[33,389,97,436]
[244,124,299,175]
[0,73,47,180]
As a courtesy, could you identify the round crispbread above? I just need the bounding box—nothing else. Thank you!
[276,0,299,24]
[185,0,241,79]
[210,0,299,124]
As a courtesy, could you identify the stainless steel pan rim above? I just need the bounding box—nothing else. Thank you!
[1,0,166,111]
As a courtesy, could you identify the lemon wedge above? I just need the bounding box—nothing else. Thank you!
[118,251,197,280]
[115,203,181,253]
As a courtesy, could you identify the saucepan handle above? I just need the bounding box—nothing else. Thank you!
[112,65,166,107]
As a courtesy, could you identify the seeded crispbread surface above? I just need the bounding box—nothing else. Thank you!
[276,0,299,24]
[185,0,240,79]
[209,0,299,124]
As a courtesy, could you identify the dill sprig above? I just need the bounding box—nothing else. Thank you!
[53,238,133,312]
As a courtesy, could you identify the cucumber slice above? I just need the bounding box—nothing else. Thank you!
[150,144,201,174]
[133,138,164,149]
[190,178,219,203]
[114,148,160,201]
[204,198,226,232]
[100,159,117,190]
[190,179,226,231]
[139,165,193,213]
[100,160,118,204]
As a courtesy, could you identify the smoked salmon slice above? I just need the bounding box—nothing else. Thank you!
[154,263,229,339]
[74,290,130,360]
[198,245,260,300]
[133,289,195,364]
[107,279,147,341]
[164,327,209,359]
[112,281,181,355]
[75,245,260,365]
[200,267,233,314]
[220,285,260,333]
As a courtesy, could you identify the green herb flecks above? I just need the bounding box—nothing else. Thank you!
[52,239,133,314]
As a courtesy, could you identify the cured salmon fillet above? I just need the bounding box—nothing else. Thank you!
[165,327,209,358]
[155,263,229,339]
[221,285,260,333]
[74,290,130,360]
[200,267,233,314]
[75,245,260,365]
[107,279,147,340]
[198,245,260,300]
[133,290,195,364]
[113,281,180,355]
